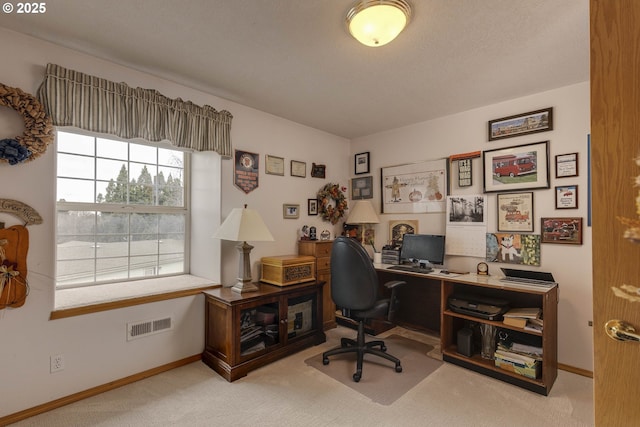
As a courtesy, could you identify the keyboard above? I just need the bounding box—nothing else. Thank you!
[387,265,434,274]
[499,277,557,288]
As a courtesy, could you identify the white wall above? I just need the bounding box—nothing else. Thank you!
[350,82,593,371]
[0,28,348,417]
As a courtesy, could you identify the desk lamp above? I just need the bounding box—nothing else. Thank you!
[212,204,274,293]
[346,200,379,246]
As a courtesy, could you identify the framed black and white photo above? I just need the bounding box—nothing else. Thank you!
[308,199,318,215]
[354,152,370,175]
[555,152,578,178]
[351,176,373,200]
[482,141,550,193]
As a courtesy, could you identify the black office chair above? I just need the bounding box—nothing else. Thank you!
[322,236,406,382]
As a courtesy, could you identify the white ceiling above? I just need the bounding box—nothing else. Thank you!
[0,0,589,139]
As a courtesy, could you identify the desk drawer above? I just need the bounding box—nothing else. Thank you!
[314,242,333,257]
[317,256,331,271]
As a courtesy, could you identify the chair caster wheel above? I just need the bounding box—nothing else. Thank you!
[395,363,402,373]
[322,357,330,365]
[353,371,361,382]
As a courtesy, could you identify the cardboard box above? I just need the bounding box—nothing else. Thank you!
[260,255,315,286]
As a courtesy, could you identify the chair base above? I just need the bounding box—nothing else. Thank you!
[322,320,402,382]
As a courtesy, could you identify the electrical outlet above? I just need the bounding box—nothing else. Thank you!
[50,354,64,373]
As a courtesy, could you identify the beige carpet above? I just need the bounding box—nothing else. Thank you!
[305,334,443,405]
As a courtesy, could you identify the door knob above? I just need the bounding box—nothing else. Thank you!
[605,319,640,342]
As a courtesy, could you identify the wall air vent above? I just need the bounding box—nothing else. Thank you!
[127,316,173,341]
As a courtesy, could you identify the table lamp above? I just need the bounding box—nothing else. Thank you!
[212,204,274,293]
[345,200,379,246]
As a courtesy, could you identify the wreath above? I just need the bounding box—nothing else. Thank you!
[0,82,54,165]
[317,183,348,225]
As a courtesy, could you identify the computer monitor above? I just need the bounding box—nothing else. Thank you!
[399,233,446,267]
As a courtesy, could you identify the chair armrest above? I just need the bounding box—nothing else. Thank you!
[384,280,406,290]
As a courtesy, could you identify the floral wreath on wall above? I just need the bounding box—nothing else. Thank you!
[0,82,54,165]
[317,183,348,225]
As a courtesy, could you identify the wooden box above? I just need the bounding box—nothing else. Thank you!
[260,255,316,286]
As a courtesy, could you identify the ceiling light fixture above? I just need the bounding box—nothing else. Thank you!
[346,0,412,47]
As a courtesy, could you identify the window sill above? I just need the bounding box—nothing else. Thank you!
[51,275,220,320]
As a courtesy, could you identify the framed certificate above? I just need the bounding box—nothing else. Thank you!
[265,155,284,176]
[291,160,306,178]
[555,152,578,178]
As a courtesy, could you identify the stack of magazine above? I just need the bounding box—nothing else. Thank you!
[495,330,542,379]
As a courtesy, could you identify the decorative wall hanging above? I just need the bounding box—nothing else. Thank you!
[233,150,259,194]
[317,183,347,224]
[0,199,43,226]
[555,185,578,209]
[488,107,553,141]
[0,82,54,165]
[291,160,306,177]
[381,159,448,213]
[0,225,29,309]
[497,192,534,232]
[351,176,373,200]
[555,152,578,178]
[265,154,284,176]
[354,152,370,175]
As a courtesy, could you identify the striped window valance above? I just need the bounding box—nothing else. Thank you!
[37,63,233,157]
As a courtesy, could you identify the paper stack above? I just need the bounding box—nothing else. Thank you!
[502,307,543,331]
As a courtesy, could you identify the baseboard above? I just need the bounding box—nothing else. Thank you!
[558,362,593,378]
[0,354,202,426]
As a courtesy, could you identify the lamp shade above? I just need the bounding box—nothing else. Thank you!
[212,205,274,242]
[346,200,380,224]
[346,0,412,47]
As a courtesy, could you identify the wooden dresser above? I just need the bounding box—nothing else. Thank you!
[298,239,335,330]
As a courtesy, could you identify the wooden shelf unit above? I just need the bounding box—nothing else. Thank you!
[202,281,326,382]
[298,240,336,330]
[440,275,558,395]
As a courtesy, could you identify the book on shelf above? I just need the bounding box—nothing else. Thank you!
[524,319,543,332]
[503,307,542,319]
[503,316,528,328]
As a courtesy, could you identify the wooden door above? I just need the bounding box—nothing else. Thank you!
[591,1,640,424]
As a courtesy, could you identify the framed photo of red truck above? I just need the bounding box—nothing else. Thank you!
[555,184,578,209]
[482,141,550,193]
[541,217,583,245]
[497,192,534,232]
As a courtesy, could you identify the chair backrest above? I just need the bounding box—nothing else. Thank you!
[330,236,379,311]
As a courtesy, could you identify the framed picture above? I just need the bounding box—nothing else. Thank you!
[447,195,487,225]
[389,220,418,246]
[265,154,284,176]
[555,185,578,209]
[355,152,370,175]
[482,140,550,193]
[311,163,326,178]
[307,199,318,215]
[497,192,534,232]
[541,217,583,244]
[488,107,553,141]
[486,233,541,266]
[351,176,373,200]
[555,152,578,178]
[381,159,448,213]
[458,158,472,187]
[283,204,300,219]
[290,160,306,178]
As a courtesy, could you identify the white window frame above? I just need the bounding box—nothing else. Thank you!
[55,129,191,289]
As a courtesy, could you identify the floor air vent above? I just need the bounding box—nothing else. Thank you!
[127,316,173,341]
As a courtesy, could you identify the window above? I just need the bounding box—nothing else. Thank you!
[56,130,189,289]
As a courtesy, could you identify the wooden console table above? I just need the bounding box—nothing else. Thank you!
[202,280,325,382]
